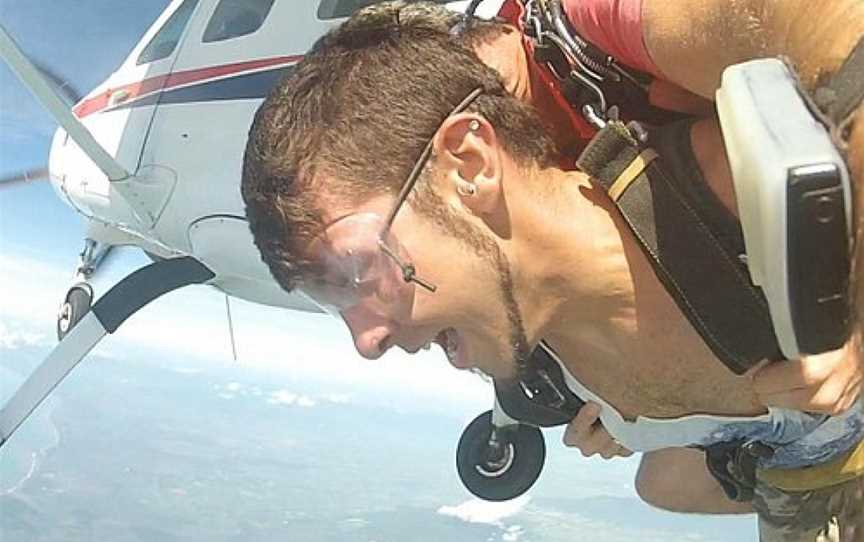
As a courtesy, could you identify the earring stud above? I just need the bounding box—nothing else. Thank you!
[457,182,476,197]
[468,120,481,131]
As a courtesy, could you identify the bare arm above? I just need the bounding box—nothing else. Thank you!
[642,0,864,98]
[642,0,864,410]
[642,0,864,204]
[642,0,864,225]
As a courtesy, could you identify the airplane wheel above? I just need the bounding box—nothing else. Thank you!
[456,410,545,502]
[57,285,92,341]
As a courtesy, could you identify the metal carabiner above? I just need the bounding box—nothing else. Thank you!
[521,0,544,42]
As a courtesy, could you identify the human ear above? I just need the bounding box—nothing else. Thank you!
[431,113,503,216]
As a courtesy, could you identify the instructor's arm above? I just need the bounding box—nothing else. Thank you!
[643,0,864,203]
[643,0,864,412]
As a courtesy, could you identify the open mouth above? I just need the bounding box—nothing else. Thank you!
[430,327,469,369]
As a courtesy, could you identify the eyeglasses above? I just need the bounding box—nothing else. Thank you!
[299,87,484,317]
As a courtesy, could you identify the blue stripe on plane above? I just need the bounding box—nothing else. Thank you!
[110,66,296,112]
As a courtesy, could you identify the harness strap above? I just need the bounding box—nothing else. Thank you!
[577,121,780,373]
[758,438,864,492]
[607,148,657,201]
[815,36,864,128]
[517,0,686,145]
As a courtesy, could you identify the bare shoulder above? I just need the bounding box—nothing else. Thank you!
[641,0,864,341]
[642,0,864,97]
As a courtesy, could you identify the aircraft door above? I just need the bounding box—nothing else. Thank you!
[139,0,329,252]
[74,0,201,178]
[61,0,202,231]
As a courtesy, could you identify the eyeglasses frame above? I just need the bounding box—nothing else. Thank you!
[375,86,485,294]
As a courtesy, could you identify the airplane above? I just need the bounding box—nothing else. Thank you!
[0,0,551,504]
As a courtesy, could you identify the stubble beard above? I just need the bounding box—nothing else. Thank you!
[491,242,534,382]
[414,186,534,380]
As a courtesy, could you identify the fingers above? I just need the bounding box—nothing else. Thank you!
[563,402,602,446]
[570,425,612,457]
[751,358,831,396]
[757,380,859,414]
[752,343,862,415]
[599,438,634,459]
[563,402,632,459]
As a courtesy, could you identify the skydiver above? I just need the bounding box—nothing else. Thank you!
[242,1,864,539]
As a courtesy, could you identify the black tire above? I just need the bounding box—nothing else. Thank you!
[456,410,546,502]
[57,285,93,341]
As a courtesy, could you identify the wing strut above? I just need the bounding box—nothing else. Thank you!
[0,24,129,182]
[0,257,214,448]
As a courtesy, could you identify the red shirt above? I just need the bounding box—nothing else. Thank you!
[562,0,660,76]
[498,0,687,161]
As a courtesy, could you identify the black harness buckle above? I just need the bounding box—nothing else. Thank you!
[494,342,586,427]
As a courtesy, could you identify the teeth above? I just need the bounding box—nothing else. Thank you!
[445,330,458,362]
[433,329,460,364]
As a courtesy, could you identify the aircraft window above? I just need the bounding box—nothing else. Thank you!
[317,0,452,20]
[203,0,275,43]
[137,0,200,65]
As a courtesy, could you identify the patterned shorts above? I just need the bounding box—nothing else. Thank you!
[753,473,864,542]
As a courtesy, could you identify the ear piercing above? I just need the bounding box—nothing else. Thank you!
[457,122,480,197]
[457,181,477,197]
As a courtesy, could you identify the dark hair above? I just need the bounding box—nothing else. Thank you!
[242,1,555,293]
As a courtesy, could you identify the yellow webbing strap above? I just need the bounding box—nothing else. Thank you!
[758,438,864,492]
[607,148,658,202]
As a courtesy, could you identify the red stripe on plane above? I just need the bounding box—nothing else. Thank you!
[73,55,302,118]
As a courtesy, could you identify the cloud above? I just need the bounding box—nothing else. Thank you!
[437,495,531,526]
[0,252,70,326]
[266,389,316,407]
[267,390,298,405]
[322,393,351,405]
[0,321,49,350]
[210,381,341,408]
[502,525,525,542]
[170,367,204,375]
[0,250,492,414]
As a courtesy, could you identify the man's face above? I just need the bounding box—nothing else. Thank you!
[306,188,531,381]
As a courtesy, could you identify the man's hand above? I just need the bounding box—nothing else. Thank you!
[752,338,862,415]
[563,401,633,459]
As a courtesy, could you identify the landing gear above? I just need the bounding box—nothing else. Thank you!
[455,343,586,501]
[56,239,111,340]
[56,284,92,340]
[456,410,545,502]
[2,256,214,448]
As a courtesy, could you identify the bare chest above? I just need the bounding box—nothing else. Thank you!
[547,297,765,420]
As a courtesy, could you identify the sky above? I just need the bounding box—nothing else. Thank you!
[0,0,506,489]
[0,2,756,540]
[0,0,499,410]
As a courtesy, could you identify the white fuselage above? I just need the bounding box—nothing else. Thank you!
[48,0,504,312]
